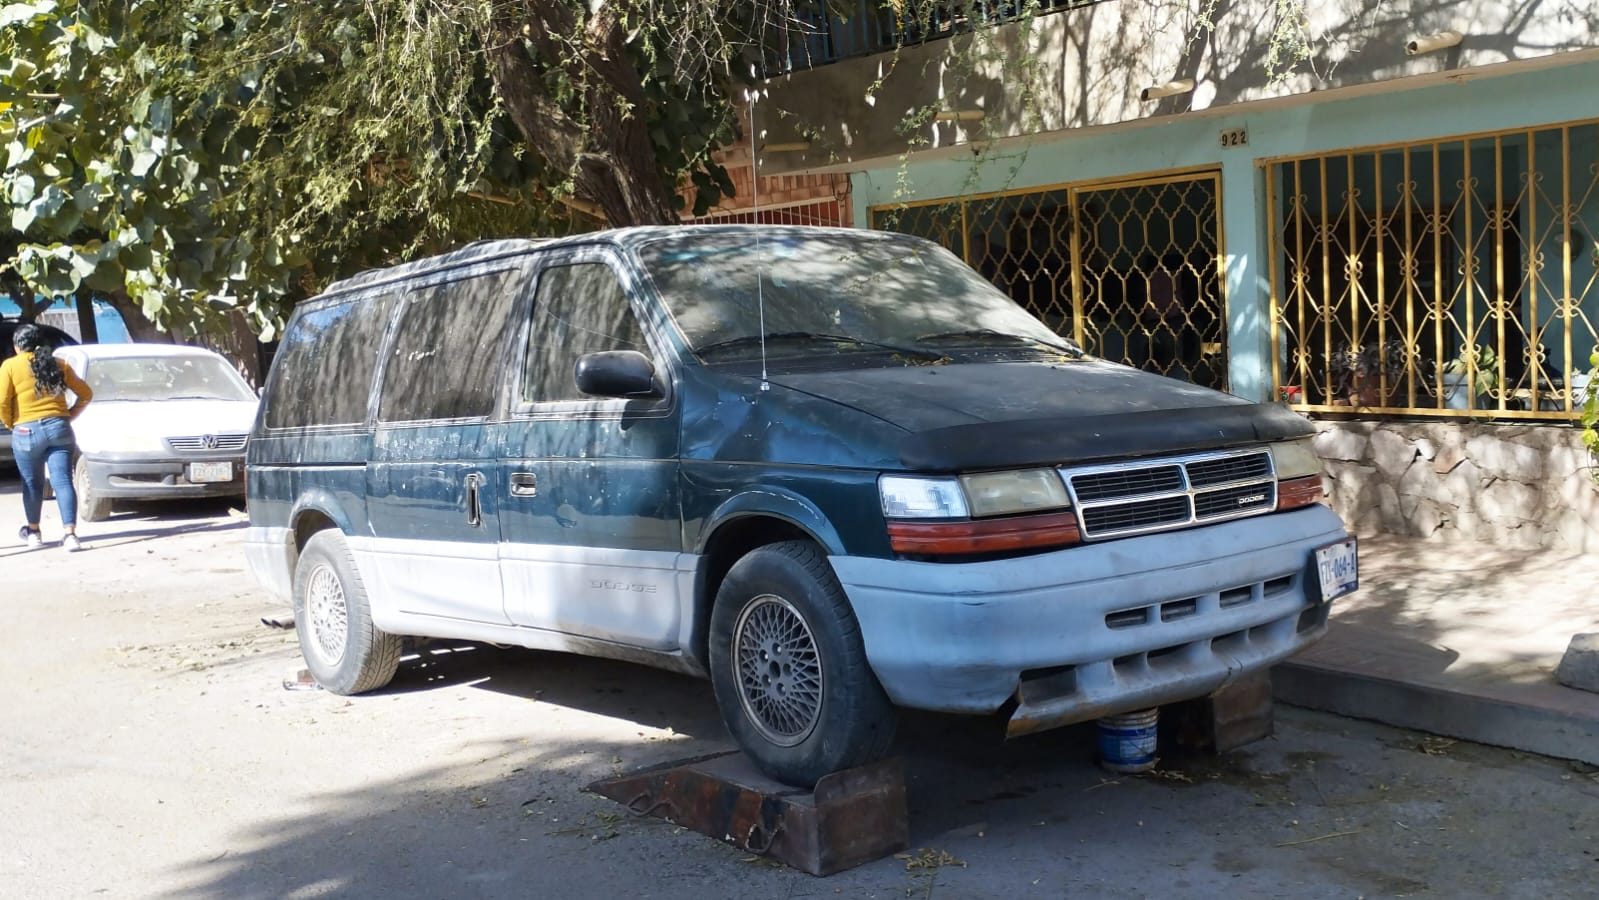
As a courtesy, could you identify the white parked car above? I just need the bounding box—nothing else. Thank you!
[55,344,258,520]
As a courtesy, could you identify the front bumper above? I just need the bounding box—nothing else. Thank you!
[830,505,1350,735]
[82,451,247,500]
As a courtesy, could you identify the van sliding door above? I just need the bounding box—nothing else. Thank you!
[363,265,523,625]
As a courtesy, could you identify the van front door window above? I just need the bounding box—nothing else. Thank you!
[522,263,651,403]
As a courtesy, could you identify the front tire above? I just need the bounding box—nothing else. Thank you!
[74,456,111,522]
[293,530,401,695]
[709,541,896,787]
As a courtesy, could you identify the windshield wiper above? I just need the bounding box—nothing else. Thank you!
[915,329,1083,356]
[695,331,945,361]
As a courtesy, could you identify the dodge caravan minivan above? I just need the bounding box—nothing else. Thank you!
[245,226,1356,787]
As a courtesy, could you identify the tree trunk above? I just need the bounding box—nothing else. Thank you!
[487,0,680,227]
[74,294,99,343]
[101,290,175,344]
[192,311,264,388]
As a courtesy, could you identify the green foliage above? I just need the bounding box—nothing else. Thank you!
[0,0,738,342]
[2,0,1322,346]
[0,1,253,334]
[1442,343,1501,397]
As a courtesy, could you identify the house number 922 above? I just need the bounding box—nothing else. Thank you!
[1220,127,1248,148]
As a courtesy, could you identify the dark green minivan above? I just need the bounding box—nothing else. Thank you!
[246,226,1356,786]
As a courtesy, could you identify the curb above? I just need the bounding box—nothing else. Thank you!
[1274,660,1599,767]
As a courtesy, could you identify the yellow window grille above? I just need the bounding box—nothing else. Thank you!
[1267,119,1599,419]
[871,171,1228,391]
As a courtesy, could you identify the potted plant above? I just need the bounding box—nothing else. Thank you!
[1440,344,1499,410]
[1330,341,1408,407]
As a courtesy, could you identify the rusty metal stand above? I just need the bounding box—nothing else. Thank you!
[587,752,908,876]
[1164,669,1276,755]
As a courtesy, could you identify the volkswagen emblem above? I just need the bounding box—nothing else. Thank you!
[201,434,218,450]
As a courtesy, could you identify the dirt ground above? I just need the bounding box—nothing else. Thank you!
[2,480,1597,899]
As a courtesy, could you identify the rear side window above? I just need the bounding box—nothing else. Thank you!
[521,263,650,403]
[378,269,520,422]
[265,293,396,429]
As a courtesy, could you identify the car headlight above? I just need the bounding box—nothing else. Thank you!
[1269,437,1322,480]
[73,427,168,455]
[880,470,1081,555]
[958,468,1072,517]
[879,468,1073,519]
[879,476,968,518]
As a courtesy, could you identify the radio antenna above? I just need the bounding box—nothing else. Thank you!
[748,87,770,391]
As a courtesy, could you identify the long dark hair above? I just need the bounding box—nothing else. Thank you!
[13,324,66,397]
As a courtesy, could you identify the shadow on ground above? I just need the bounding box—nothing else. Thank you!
[158,642,1599,900]
[1326,533,1599,683]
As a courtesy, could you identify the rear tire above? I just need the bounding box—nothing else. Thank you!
[74,456,111,522]
[708,541,896,788]
[293,530,401,695]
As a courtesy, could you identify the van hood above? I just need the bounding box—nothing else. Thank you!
[73,398,260,456]
[765,359,1314,471]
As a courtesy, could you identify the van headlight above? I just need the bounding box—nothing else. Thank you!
[1268,437,1322,480]
[879,476,968,518]
[879,470,1081,555]
[879,468,1071,519]
[958,468,1072,517]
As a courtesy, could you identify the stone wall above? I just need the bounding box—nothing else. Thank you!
[1314,421,1599,551]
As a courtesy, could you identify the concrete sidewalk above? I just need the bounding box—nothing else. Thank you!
[1275,533,1599,765]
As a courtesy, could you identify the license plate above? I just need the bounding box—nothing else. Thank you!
[187,461,233,483]
[1314,538,1359,601]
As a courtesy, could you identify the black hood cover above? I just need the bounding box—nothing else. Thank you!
[764,358,1315,472]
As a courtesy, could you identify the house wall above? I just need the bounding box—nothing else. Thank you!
[756,0,1599,174]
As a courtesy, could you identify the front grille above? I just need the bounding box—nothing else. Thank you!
[1080,495,1191,533]
[1187,453,1271,486]
[1063,449,1276,541]
[1070,465,1184,502]
[1194,483,1275,518]
[167,433,248,453]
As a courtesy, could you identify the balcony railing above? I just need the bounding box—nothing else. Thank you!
[763,0,1111,75]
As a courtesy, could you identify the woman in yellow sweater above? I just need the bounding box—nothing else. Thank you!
[0,324,93,550]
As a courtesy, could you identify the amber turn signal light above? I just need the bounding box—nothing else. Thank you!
[1276,475,1325,511]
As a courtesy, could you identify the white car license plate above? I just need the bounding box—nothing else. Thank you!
[187,461,233,484]
[1314,538,1359,601]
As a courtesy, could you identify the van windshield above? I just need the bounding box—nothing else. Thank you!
[636,231,1080,362]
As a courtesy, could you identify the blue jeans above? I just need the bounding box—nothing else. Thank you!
[12,417,77,528]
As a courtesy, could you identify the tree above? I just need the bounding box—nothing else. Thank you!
[1,0,746,349]
[3,0,1311,354]
[1,2,274,341]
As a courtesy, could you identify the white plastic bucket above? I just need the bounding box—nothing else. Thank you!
[1441,373,1471,410]
[1098,708,1159,773]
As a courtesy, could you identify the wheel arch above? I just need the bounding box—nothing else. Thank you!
[286,490,358,576]
[689,491,847,670]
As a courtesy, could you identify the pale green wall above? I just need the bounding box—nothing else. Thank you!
[850,57,1599,402]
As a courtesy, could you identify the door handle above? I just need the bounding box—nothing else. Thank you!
[509,472,538,498]
[465,473,483,527]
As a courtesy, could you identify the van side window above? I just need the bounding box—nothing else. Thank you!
[379,269,518,422]
[521,263,650,403]
[265,293,395,429]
